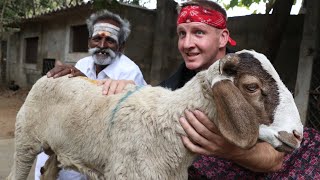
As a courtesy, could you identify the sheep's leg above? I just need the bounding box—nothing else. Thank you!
[8,117,42,180]
[8,139,41,180]
[40,154,60,180]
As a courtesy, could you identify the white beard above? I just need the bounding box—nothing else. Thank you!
[89,48,117,65]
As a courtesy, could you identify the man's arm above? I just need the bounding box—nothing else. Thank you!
[46,60,85,78]
[179,109,284,172]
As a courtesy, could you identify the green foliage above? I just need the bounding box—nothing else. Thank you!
[219,0,297,11]
[93,0,121,11]
[118,0,142,6]
[117,0,152,7]
[93,0,151,12]
[2,0,83,21]
[220,0,266,9]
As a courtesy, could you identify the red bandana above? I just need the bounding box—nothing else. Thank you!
[177,5,236,46]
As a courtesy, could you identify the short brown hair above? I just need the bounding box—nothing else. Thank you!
[179,0,227,20]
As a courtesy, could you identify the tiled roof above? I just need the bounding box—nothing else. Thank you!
[23,0,94,20]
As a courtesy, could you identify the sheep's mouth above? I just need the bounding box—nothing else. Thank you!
[274,131,301,153]
[275,142,296,153]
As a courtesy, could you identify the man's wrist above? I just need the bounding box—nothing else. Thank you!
[232,142,285,172]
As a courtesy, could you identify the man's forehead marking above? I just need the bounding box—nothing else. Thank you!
[92,22,120,43]
[96,31,111,37]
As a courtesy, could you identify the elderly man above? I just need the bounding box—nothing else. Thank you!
[35,9,146,180]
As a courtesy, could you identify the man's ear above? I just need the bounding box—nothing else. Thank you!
[118,42,125,52]
[88,38,92,48]
[219,29,229,48]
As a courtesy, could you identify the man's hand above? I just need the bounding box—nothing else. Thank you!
[179,110,243,157]
[98,79,135,95]
[179,110,284,172]
[46,60,85,78]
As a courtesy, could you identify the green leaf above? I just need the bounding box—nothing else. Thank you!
[230,0,239,8]
[241,0,254,7]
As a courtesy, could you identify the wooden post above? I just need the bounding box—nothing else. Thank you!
[294,0,320,125]
[149,0,177,85]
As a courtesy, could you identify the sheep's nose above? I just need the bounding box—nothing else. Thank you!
[293,130,303,141]
[276,130,303,153]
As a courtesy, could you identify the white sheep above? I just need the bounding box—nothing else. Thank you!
[8,50,303,180]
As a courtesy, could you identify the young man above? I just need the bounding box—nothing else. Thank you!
[35,10,146,180]
[103,0,289,171]
[161,1,319,179]
[159,0,284,173]
[101,0,284,174]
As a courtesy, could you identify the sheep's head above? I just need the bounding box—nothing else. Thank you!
[206,49,303,153]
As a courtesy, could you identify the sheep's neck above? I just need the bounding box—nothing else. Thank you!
[157,72,215,136]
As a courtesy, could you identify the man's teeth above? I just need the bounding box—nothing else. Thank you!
[187,53,198,56]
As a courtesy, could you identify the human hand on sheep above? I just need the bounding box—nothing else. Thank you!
[179,109,285,172]
[47,60,85,78]
[98,79,135,95]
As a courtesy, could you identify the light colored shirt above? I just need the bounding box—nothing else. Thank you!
[35,54,146,180]
[75,54,146,85]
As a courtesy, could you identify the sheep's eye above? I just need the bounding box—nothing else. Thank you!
[244,84,258,93]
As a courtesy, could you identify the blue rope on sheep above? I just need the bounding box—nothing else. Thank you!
[108,85,144,133]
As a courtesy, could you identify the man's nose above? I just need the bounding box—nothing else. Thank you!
[183,34,195,49]
[98,37,108,48]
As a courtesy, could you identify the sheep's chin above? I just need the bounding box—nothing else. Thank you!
[274,140,296,153]
[258,125,301,153]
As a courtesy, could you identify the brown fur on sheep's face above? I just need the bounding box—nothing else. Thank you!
[208,50,303,153]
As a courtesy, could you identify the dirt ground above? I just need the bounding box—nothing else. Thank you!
[0,87,35,179]
[0,87,28,139]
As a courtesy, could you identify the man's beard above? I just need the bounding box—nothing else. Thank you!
[88,47,118,65]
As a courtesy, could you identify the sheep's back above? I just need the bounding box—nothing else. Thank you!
[17,76,125,169]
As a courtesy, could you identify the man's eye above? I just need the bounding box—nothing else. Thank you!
[106,38,116,44]
[92,37,100,42]
[195,30,204,35]
[178,31,186,38]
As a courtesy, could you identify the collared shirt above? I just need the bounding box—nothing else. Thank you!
[75,54,146,86]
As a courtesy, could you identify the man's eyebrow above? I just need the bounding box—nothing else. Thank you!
[177,26,185,31]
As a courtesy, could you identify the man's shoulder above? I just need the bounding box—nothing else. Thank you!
[75,56,93,66]
[75,56,93,70]
[77,56,92,63]
[118,54,136,64]
[116,54,140,70]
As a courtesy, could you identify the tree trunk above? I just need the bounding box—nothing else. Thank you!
[149,0,177,85]
[0,0,8,84]
[262,0,294,64]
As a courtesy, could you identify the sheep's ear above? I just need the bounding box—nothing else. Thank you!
[212,80,259,149]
